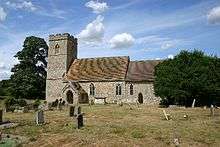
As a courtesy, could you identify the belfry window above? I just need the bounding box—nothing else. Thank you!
[90,83,95,96]
[130,84,133,95]
[116,84,122,95]
[55,44,60,54]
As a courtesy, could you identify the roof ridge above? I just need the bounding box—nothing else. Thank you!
[77,56,129,60]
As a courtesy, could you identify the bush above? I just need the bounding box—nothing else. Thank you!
[52,99,59,107]
[33,99,41,109]
[17,99,27,107]
[154,50,220,107]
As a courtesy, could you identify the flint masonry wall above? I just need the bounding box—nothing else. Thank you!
[125,82,160,104]
[79,81,126,103]
[46,33,77,102]
[78,81,160,104]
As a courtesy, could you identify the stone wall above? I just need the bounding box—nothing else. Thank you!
[79,81,126,103]
[46,33,77,102]
[125,82,160,104]
[76,81,160,104]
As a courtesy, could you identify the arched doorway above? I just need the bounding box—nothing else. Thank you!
[66,90,73,104]
[138,93,143,104]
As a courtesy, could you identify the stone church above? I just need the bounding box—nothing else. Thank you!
[46,33,161,105]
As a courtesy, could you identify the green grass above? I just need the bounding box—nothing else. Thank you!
[1,104,220,147]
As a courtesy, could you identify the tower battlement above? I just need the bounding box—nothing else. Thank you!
[49,33,77,43]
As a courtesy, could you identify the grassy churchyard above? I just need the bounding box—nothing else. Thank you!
[0,104,220,147]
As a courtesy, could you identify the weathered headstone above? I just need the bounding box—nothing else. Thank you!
[76,114,83,129]
[74,106,81,117]
[69,106,75,117]
[0,109,3,123]
[36,110,44,125]
[23,106,29,113]
[210,105,214,116]
[174,138,180,147]
[191,99,196,108]
[183,114,188,120]
[163,110,171,120]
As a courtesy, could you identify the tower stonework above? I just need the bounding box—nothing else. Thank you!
[46,33,77,102]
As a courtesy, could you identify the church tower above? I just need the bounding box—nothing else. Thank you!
[46,33,77,102]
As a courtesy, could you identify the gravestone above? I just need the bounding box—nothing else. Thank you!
[36,110,44,125]
[163,110,171,120]
[74,106,81,117]
[0,109,3,123]
[191,99,196,108]
[69,106,75,117]
[210,105,214,116]
[76,114,83,129]
[23,106,29,113]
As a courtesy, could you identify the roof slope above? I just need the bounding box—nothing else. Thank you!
[66,56,129,81]
[126,60,161,82]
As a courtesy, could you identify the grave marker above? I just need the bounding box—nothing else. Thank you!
[210,105,214,116]
[163,110,171,120]
[69,106,75,117]
[0,109,3,123]
[191,99,196,108]
[36,110,44,125]
[76,114,83,129]
[74,106,81,117]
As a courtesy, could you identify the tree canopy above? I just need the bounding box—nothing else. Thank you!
[10,36,48,99]
[154,50,220,107]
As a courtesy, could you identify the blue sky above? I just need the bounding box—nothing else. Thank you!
[0,0,220,80]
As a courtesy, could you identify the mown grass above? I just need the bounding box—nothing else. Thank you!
[1,104,220,147]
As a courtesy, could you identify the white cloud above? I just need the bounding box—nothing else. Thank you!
[78,15,105,43]
[85,0,108,14]
[0,7,7,21]
[161,42,174,50]
[168,54,174,59]
[109,33,135,49]
[207,6,220,24]
[0,71,11,81]
[6,1,37,11]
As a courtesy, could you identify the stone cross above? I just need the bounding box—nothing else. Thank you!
[210,105,215,116]
[36,110,44,125]
[69,106,75,117]
[0,109,3,123]
[191,99,196,108]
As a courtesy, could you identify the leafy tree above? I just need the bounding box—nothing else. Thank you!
[10,36,48,99]
[154,50,220,107]
[0,79,12,96]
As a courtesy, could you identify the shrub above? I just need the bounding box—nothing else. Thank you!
[33,99,41,109]
[52,99,59,107]
[17,99,27,107]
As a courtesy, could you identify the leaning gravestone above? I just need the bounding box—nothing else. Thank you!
[69,106,75,117]
[0,109,3,123]
[191,99,196,108]
[36,110,44,125]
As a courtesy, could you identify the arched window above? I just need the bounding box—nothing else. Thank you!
[90,83,95,96]
[55,44,60,54]
[116,84,122,95]
[130,84,133,95]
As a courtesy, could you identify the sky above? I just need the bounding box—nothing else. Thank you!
[0,0,220,80]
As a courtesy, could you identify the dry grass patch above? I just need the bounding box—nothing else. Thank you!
[1,104,220,147]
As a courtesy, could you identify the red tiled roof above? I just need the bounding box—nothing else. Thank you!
[125,60,161,82]
[66,56,129,81]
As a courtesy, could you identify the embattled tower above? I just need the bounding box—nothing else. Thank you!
[46,33,77,102]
